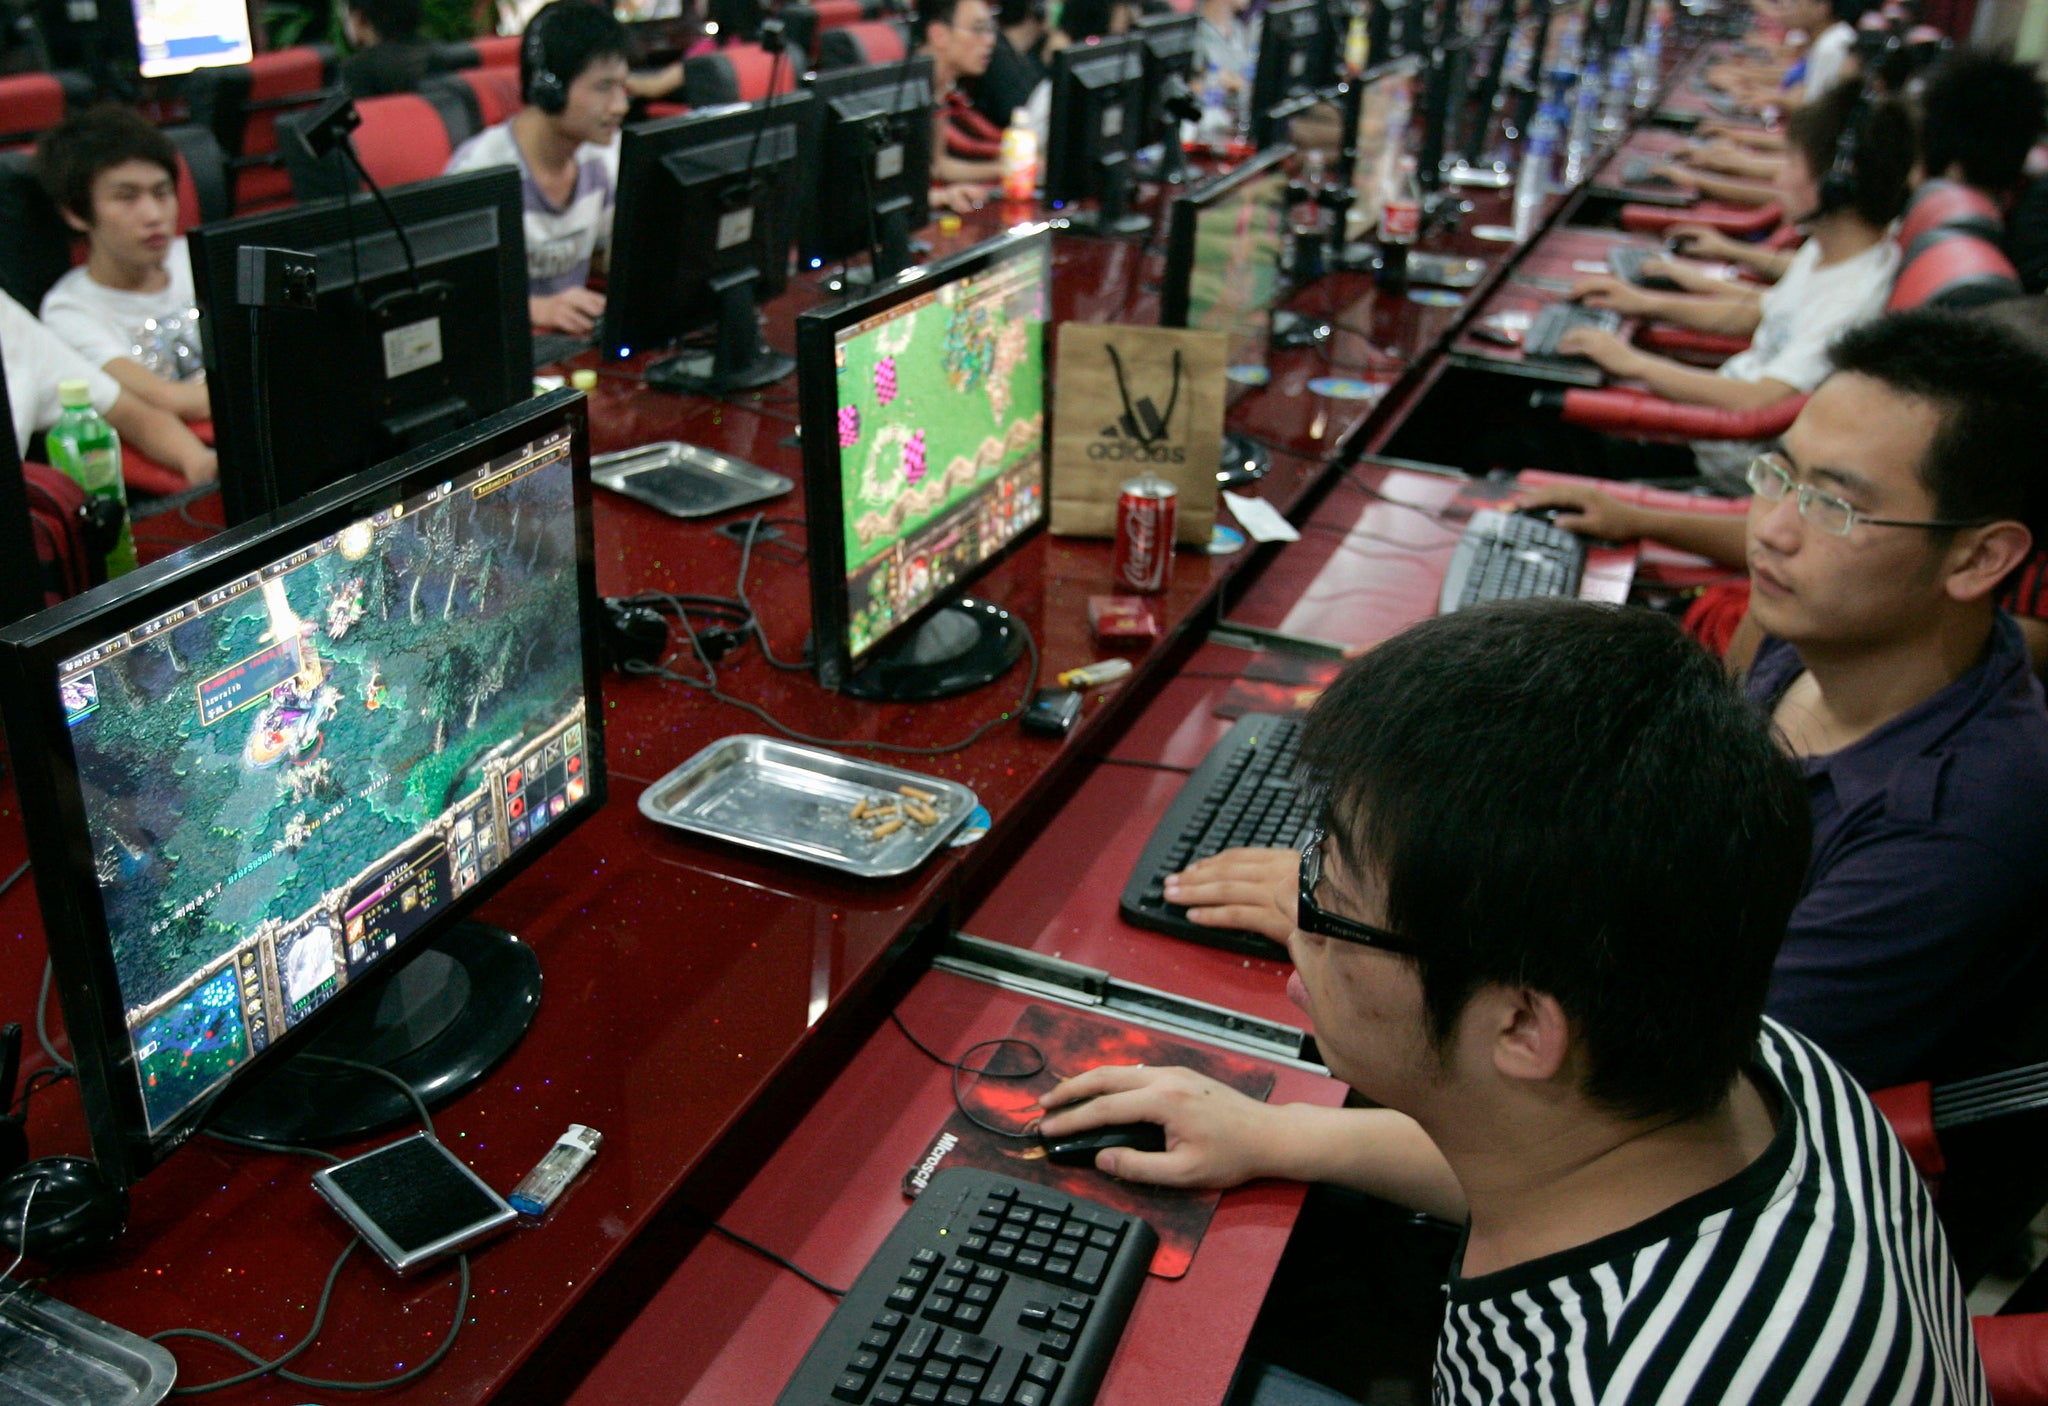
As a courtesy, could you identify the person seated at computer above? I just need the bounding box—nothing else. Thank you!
[2,290,217,486]
[445,0,629,338]
[917,0,1006,213]
[973,0,1050,129]
[1555,81,1910,489]
[1194,0,1258,100]
[1706,0,1862,110]
[35,106,210,428]
[1915,50,2048,268]
[1043,0,1138,55]
[1038,599,1988,1406]
[339,0,437,97]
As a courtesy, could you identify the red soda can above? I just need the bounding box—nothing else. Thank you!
[1113,475,1177,594]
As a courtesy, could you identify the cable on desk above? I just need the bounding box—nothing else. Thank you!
[35,961,68,1074]
[0,860,29,901]
[888,1013,1048,1141]
[733,513,813,672]
[687,1214,849,1299]
[1097,756,1197,773]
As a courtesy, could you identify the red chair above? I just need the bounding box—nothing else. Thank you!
[1898,178,2004,255]
[185,45,339,212]
[161,124,233,227]
[817,20,911,69]
[682,42,803,104]
[443,67,525,128]
[279,89,472,200]
[0,71,83,150]
[1621,199,1784,238]
[1891,228,2022,309]
[470,34,525,68]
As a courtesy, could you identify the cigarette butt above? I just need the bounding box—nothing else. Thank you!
[868,802,899,818]
[872,817,905,839]
[851,799,870,820]
[898,784,937,802]
[906,800,939,825]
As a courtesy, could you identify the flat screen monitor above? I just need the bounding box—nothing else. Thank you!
[1250,0,1328,147]
[796,226,1049,701]
[1044,35,1149,237]
[189,167,530,527]
[795,58,934,282]
[1161,146,1292,486]
[0,391,606,1187]
[1134,13,1200,183]
[128,0,254,77]
[1345,55,1420,235]
[601,92,811,395]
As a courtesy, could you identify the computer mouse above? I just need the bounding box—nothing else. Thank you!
[1515,504,1569,526]
[0,1156,128,1263]
[1039,1122,1167,1167]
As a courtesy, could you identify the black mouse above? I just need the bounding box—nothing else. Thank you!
[1515,504,1569,526]
[1040,1122,1167,1167]
[0,1156,128,1263]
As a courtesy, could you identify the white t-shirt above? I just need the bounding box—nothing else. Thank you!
[444,122,620,298]
[1803,20,1855,99]
[1694,236,1898,489]
[40,237,205,381]
[0,291,121,459]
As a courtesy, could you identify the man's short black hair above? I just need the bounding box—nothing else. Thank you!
[348,0,422,41]
[1785,80,1915,227]
[1829,308,2048,542]
[919,0,978,37]
[1917,50,2047,194]
[521,0,628,99]
[1301,601,1810,1123]
[35,104,180,227]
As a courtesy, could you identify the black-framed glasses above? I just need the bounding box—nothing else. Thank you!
[1298,826,1420,955]
[1745,454,1995,538]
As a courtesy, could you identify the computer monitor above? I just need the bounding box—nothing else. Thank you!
[601,92,812,395]
[797,226,1049,701]
[795,58,934,283]
[1044,35,1149,238]
[1161,146,1293,486]
[189,167,530,527]
[1133,13,1200,185]
[0,391,606,1187]
[1249,0,1328,147]
[1413,36,1470,189]
[127,0,254,77]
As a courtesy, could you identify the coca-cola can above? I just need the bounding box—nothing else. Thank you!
[1113,475,1177,594]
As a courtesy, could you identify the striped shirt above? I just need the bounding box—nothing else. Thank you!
[1434,1019,1988,1406]
[444,122,619,297]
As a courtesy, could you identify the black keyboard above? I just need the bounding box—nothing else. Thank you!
[1437,508,1587,614]
[775,1169,1158,1406]
[1522,303,1622,358]
[531,332,593,370]
[1119,714,1310,958]
[1607,246,1679,290]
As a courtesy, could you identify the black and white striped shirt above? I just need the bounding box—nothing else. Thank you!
[1434,1018,1988,1405]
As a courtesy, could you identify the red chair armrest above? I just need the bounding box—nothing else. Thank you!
[1870,1080,1946,1187]
[122,450,194,498]
[1638,326,1752,363]
[1557,388,1807,442]
[1974,1314,2048,1406]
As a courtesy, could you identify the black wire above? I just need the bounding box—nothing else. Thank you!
[888,1013,1048,1141]
[735,513,812,671]
[0,860,27,900]
[10,1066,70,1122]
[1097,756,1195,773]
[35,961,67,1074]
[693,1216,849,1298]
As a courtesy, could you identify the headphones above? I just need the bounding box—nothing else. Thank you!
[1814,89,1871,217]
[523,7,568,115]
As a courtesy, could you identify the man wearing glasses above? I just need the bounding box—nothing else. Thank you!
[918,0,1007,213]
[1040,601,1989,1405]
[1436,311,2048,1091]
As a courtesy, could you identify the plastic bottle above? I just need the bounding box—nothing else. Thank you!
[1000,108,1038,202]
[1199,63,1231,144]
[1601,47,1632,129]
[46,379,136,579]
[1378,155,1421,290]
[1634,26,1663,108]
[1513,116,1555,240]
[1343,8,1369,76]
[1564,60,1599,183]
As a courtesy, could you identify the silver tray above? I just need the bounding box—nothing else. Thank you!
[591,441,791,519]
[638,736,977,878]
[0,1283,177,1405]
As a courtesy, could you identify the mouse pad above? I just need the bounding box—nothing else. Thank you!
[1213,654,1348,721]
[901,1004,1276,1278]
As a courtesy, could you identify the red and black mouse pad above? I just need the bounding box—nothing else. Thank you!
[900,1003,1277,1278]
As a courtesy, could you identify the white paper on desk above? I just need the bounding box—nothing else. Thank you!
[1223,491,1300,543]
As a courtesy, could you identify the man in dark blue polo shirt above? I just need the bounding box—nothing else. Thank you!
[1164,310,2048,1092]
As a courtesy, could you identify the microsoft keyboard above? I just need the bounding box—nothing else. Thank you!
[775,1168,1158,1406]
[1119,713,1310,958]
[1522,303,1622,359]
[1437,508,1587,614]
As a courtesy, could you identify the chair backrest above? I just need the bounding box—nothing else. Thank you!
[682,43,802,104]
[817,20,909,69]
[161,123,233,228]
[0,72,67,149]
[279,90,469,201]
[0,148,72,313]
[471,34,526,69]
[1898,179,2003,258]
[1889,228,2023,311]
[447,67,525,128]
[185,45,339,212]
[426,40,483,72]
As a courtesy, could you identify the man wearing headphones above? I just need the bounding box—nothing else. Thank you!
[444,0,630,337]
[1551,81,1910,487]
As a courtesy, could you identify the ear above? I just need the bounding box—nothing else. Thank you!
[1488,987,1572,1085]
[58,205,91,236]
[1943,521,2033,606]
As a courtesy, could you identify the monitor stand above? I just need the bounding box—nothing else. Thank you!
[822,201,918,295]
[1218,431,1270,488]
[841,597,1025,702]
[1061,161,1152,239]
[208,921,540,1145]
[644,267,796,395]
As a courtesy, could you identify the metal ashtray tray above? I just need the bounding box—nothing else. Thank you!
[1408,253,1488,289]
[0,1283,178,1405]
[638,736,977,879]
[591,442,791,519]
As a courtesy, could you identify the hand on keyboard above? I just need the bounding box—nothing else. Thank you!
[1565,274,1650,317]
[1553,326,1636,375]
[1160,847,1301,944]
[1040,1065,1278,1190]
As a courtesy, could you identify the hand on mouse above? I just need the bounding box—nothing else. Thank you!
[1514,484,1644,541]
[1163,846,1298,942]
[1554,327,1639,376]
[1038,1065,1279,1188]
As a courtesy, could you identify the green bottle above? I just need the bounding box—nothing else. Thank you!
[46,379,137,579]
